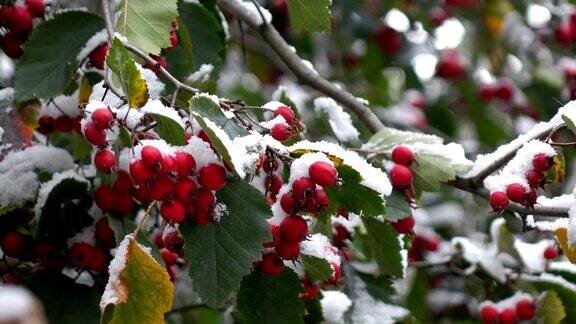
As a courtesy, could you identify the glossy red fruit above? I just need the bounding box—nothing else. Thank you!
[1,231,25,258]
[141,145,162,167]
[425,236,440,252]
[292,177,315,200]
[198,163,226,190]
[163,230,184,252]
[161,200,186,223]
[150,177,174,201]
[555,21,574,46]
[25,0,45,17]
[114,193,134,213]
[161,248,179,266]
[196,188,215,210]
[332,223,351,248]
[174,178,197,202]
[276,241,300,260]
[392,215,415,234]
[261,252,285,276]
[53,115,74,132]
[375,25,402,55]
[129,160,154,184]
[36,243,65,271]
[194,209,212,225]
[544,245,559,260]
[160,155,178,177]
[36,115,54,135]
[499,308,517,324]
[169,30,178,49]
[91,108,114,129]
[389,165,413,190]
[305,189,329,213]
[175,152,196,177]
[265,174,283,197]
[391,145,415,166]
[89,43,109,69]
[87,246,108,272]
[95,185,116,211]
[94,149,116,174]
[69,242,93,268]
[112,171,133,193]
[532,153,553,172]
[280,193,298,214]
[516,298,536,320]
[525,170,544,188]
[274,105,296,124]
[0,7,13,26]
[84,123,107,146]
[480,305,499,324]
[309,161,338,187]
[489,191,509,212]
[270,123,292,141]
[1,32,24,58]
[134,184,151,202]
[435,50,466,80]
[301,278,321,301]
[280,215,308,243]
[479,84,496,102]
[446,0,476,8]
[506,183,527,204]
[495,81,514,102]
[95,218,115,249]
[7,6,33,37]
[2,273,21,284]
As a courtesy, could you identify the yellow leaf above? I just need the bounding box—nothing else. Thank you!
[78,76,93,105]
[554,228,576,264]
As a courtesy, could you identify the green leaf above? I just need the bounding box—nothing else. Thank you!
[363,218,403,277]
[405,268,429,322]
[367,126,440,150]
[149,113,185,145]
[324,165,386,218]
[563,114,576,137]
[383,190,410,222]
[236,269,305,324]
[116,0,178,55]
[537,291,566,324]
[411,153,460,192]
[106,37,149,108]
[357,272,396,302]
[102,238,174,324]
[301,255,333,282]
[494,220,521,260]
[288,0,333,33]
[14,11,104,102]
[181,180,272,307]
[27,271,100,324]
[190,96,248,138]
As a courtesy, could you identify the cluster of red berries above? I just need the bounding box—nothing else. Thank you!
[435,49,466,80]
[0,0,45,58]
[268,104,299,142]
[388,145,416,200]
[554,12,576,46]
[480,298,537,324]
[154,227,184,281]
[37,113,83,136]
[489,153,554,212]
[479,80,515,104]
[255,154,284,203]
[407,233,440,262]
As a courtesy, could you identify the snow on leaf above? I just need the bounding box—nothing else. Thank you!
[140,100,185,145]
[314,97,359,142]
[100,235,174,324]
[451,236,506,283]
[363,218,404,277]
[520,273,576,320]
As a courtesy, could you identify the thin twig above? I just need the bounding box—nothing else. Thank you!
[133,201,158,238]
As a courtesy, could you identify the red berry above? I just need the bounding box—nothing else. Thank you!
[305,189,329,213]
[292,177,315,200]
[130,160,154,184]
[168,30,178,49]
[301,278,321,301]
[91,108,114,129]
[25,0,45,17]
[489,191,509,212]
[280,193,298,214]
[175,152,196,177]
[425,236,440,252]
[261,252,285,276]
[309,161,338,187]
[89,43,109,70]
[0,7,13,27]
[37,115,54,135]
[84,123,107,146]
[375,25,402,55]
[280,215,308,243]
[163,231,184,252]
[499,308,517,324]
[134,184,151,202]
[114,193,134,214]
[196,188,215,210]
[480,305,499,324]
[516,298,536,320]
[446,0,476,7]
[525,170,544,188]
[160,248,179,266]
[532,153,553,172]
[141,146,162,167]
[265,174,283,197]
[53,115,74,132]
[270,123,292,141]
[160,155,178,177]
[479,84,496,102]
[1,231,25,258]
[2,273,21,284]
[95,218,116,249]
[389,165,413,190]
[7,6,33,37]
[495,81,514,102]
[174,178,197,202]
[36,243,65,271]
[94,149,116,174]
[198,163,226,191]
[95,185,116,211]
[506,183,527,204]
[544,245,559,260]
[194,209,212,225]
[435,50,466,80]
[143,54,168,76]
[161,200,186,223]
[274,106,295,124]
[332,224,351,248]
[150,177,174,201]
[555,21,574,46]
[69,242,93,268]
[112,171,133,193]
[391,145,415,166]
[87,246,108,272]
[392,215,415,234]
[1,31,24,58]
[276,241,300,260]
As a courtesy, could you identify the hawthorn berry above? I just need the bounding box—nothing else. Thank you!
[391,145,415,166]
[141,146,162,167]
[95,218,116,250]
[112,171,133,193]
[194,210,212,225]
[91,108,114,129]
[300,278,321,301]
[25,0,45,17]
[160,248,179,266]
[435,50,466,80]
[161,200,186,223]
[525,170,544,188]
[2,32,24,58]
[270,123,292,142]
[332,224,351,248]
[89,43,109,70]
[8,6,33,37]
[274,105,295,124]
[532,153,553,172]
[425,236,440,252]
[130,160,154,184]
[479,84,496,102]
[114,192,134,214]
[36,115,55,135]
[1,231,25,258]
[499,308,517,324]
[53,115,74,133]
[196,188,216,211]
[392,215,415,234]
[555,21,574,46]
[506,183,527,204]
[446,0,476,7]
[489,191,509,212]
[280,193,298,214]
[69,242,93,268]
[262,157,280,173]
[375,25,402,55]
[174,178,197,202]
[36,243,65,271]
[479,305,499,324]
[292,177,315,200]
[275,241,300,260]
[309,161,338,187]
[198,163,227,190]
[544,245,559,260]
[516,299,536,320]
[150,177,174,201]
[163,231,184,253]
[305,189,329,213]
[0,6,13,27]
[95,185,116,211]
[169,30,178,49]
[84,123,107,146]
[261,252,285,276]
[279,215,308,243]
[175,152,196,177]
[87,246,108,272]
[389,165,414,190]
[94,149,116,174]
[160,155,178,177]
[134,184,151,202]
[495,81,514,102]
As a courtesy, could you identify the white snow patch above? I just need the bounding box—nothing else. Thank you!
[515,238,555,273]
[40,91,80,118]
[140,99,184,127]
[320,291,352,324]
[351,276,409,324]
[451,237,506,282]
[67,226,96,247]
[526,215,568,232]
[76,29,108,62]
[314,97,360,142]
[186,63,214,83]
[34,170,89,218]
[569,206,576,246]
[100,234,132,309]
[0,286,41,322]
[300,233,341,266]
[235,0,272,24]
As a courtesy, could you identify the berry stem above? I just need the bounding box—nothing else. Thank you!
[133,201,158,238]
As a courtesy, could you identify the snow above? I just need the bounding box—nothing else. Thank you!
[67,225,96,247]
[137,64,165,100]
[133,139,174,160]
[0,87,14,103]
[140,99,184,127]
[34,170,89,218]
[332,213,362,234]
[427,289,467,313]
[521,272,576,293]
[549,261,576,274]
[451,236,506,282]
[537,194,576,208]
[76,29,108,62]
[351,276,409,324]
[314,97,360,142]
[90,81,125,108]
[259,115,287,129]
[187,63,214,83]
[290,140,392,196]
[0,286,41,322]
[185,136,219,170]
[320,291,352,324]
[40,91,80,118]
[235,0,272,25]
[525,215,568,232]
[300,234,341,266]
[100,234,133,309]
[514,238,555,273]
[262,100,287,111]
[479,292,533,312]
[569,206,576,246]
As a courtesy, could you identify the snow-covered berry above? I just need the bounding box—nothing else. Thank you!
[89,43,109,70]
[198,163,226,191]
[392,215,415,234]
[480,305,498,324]
[279,215,308,243]
[516,299,536,320]
[543,245,559,260]
[532,153,553,172]
[499,308,517,324]
[489,191,509,212]
[141,146,162,167]
[91,108,114,130]
[271,123,292,142]
[506,183,526,204]
[274,106,296,124]
[308,161,338,187]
